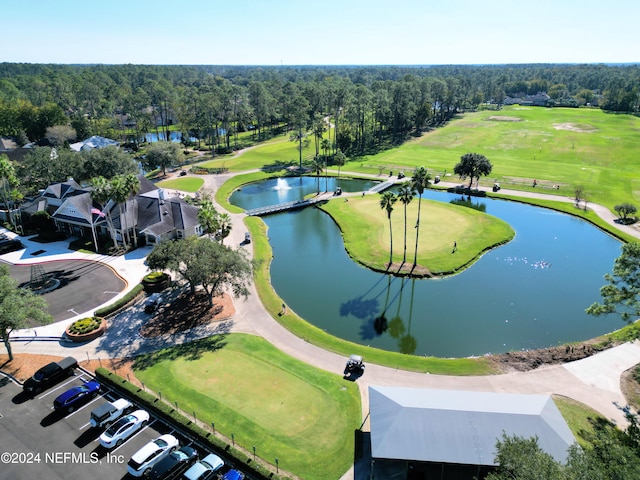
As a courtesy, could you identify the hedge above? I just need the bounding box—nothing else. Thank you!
[94,368,290,480]
[94,284,145,318]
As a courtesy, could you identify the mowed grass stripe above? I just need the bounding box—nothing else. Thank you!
[133,334,361,480]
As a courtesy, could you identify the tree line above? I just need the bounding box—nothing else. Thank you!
[0,63,638,159]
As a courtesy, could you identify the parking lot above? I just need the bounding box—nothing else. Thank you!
[0,369,247,479]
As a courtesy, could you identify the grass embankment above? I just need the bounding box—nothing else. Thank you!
[319,195,514,276]
[553,396,606,448]
[215,171,273,213]
[133,334,361,480]
[199,133,318,172]
[341,107,640,211]
[245,215,498,375]
[156,177,205,193]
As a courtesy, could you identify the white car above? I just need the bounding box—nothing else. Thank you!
[181,453,224,480]
[99,409,149,449]
[127,434,179,477]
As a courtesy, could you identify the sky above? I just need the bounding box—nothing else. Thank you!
[2,0,638,66]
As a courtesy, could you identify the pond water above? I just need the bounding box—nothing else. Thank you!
[231,177,623,357]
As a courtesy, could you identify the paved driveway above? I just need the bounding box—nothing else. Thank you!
[3,260,126,323]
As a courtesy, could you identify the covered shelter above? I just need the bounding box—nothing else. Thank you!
[369,386,576,479]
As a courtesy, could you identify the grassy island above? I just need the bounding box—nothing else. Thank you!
[319,194,515,276]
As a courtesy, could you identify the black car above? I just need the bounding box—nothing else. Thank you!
[148,446,198,480]
[23,357,78,394]
[0,238,24,254]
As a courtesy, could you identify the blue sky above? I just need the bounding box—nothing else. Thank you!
[2,0,638,65]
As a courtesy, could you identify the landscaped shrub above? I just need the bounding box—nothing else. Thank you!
[68,317,102,335]
[94,284,144,317]
[141,272,170,292]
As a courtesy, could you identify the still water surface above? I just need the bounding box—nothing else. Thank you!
[231,177,622,357]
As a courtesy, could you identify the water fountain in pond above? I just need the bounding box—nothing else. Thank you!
[274,178,292,199]
[274,178,292,191]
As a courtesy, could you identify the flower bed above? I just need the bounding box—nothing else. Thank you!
[65,317,107,343]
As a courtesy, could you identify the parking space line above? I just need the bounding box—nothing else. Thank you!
[37,376,85,399]
[64,394,103,419]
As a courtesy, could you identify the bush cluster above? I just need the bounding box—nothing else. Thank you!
[68,317,101,334]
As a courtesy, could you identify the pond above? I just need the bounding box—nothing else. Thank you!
[231,177,623,357]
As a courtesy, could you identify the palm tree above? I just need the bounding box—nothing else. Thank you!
[217,213,232,245]
[90,176,118,247]
[110,175,129,248]
[410,166,431,267]
[397,182,415,264]
[321,138,331,162]
[312,157,324,193]
[122,173,140,246]
[334,149,346,187]
[379,191,397,268]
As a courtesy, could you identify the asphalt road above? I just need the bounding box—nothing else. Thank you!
[3,260,126,323]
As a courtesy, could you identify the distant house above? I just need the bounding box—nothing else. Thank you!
[69,135,120,152]
[26,175,202,248]
[368,386,576,480]
[504,92,551,107]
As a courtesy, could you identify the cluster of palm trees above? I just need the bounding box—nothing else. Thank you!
[90,173,140,251]
[378,166,431,269]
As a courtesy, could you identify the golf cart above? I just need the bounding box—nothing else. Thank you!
[344,354,365,380]
[144,293,163,313]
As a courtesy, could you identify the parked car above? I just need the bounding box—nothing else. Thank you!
[0,238,24,254]
[180,170,187,176]
[144,293,163,313]
[221,469,245,480]
[99,409,150,449]
[148,446,198,480]
[181,453,224,480]
[90,398,133,428]
[23,357,78,394]
[53,380,101,413]
[127,434,179,477]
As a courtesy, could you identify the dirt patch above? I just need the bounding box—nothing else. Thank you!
[621,365,640,410]
[488,116,523,122]
[0,353,140,386]
[488,340,606,372]
[139,291,235,338]
[553,122,596,133]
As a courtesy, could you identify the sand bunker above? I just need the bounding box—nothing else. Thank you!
[553,123,596,133]
[488,116,522,122]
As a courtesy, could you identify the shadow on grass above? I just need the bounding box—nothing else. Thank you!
[132,335,228,371]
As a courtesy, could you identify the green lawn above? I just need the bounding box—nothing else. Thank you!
[333,107,640,211]
[198,133,318,172]
[133,334,361,480]
[156,176,205,192]
[553,395,606,448]
[319,195,514,275]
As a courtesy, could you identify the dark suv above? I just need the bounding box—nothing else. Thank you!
[23,357,78,394]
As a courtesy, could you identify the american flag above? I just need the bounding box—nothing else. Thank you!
[90,207,106,218]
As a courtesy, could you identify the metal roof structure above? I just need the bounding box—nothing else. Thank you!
[369,386,576,467]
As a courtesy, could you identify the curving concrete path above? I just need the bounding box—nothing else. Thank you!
[6,167,640,480]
